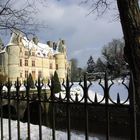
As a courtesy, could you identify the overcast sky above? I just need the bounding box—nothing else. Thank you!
[5,0,123,67]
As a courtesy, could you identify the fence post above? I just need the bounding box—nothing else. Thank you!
[25,77,31,140]
[104,72,110,140]
[0,83,3,140]
[15,78,21,140]
[129,72,137,140]
[6,79,12,140]
[65,75,71,140]
[83,74,89,140]
[36,78,43,140]
[50,76,56,140]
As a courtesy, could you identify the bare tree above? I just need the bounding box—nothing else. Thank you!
[81,0,140,109]
[101,39,127,77]
[0,0,47,35]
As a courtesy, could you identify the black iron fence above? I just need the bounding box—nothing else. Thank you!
[0,72,138,140]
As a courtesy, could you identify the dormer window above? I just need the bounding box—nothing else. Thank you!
[49,55,53,59]
[32,52,35,56]
[20,48,22,52]
[25,51,29,56]
[50,63,53,69]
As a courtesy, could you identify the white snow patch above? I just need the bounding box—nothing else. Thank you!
[21,37,60,58]
[1,119,99,140]
[55,79,129,104]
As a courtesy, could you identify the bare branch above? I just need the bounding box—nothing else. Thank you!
[81,0,112,17]
[0,0,48,36]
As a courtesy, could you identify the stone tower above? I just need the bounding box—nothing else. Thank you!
[6,32,21,82]
[55,40,67,82]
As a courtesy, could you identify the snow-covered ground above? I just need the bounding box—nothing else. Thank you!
[55,78,129,104]
[1,119,99,140]
[2,78,129,104]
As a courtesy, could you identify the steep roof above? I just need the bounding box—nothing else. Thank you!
[22,37,60,57]
[0,32,66,57]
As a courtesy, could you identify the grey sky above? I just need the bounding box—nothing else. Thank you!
[4,0,123,67]
[34,0,123,67]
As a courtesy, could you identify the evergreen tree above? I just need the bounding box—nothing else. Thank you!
[87,56,95,73]
[95,58,106,72]
[53,71,61,93]
[28,73,35,88]
[0,74,7,84]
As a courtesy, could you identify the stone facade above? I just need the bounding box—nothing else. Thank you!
[0,32,70,83]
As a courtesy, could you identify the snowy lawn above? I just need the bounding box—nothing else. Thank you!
[1,119,99,140]
[2,78,129,104]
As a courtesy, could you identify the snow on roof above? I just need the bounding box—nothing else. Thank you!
[22,37,59,57]
[22,37,60,58]
[0,49,6,54]
[0,46,6,54]
[1,33,65,56]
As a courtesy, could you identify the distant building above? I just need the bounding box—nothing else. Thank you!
[0,31,70,83]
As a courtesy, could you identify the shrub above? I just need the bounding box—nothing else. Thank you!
[27,73,35,88]
[53,71,61,93]
[0,74,7,84]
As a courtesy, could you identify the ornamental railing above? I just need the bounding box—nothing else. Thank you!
[0,72,138,140]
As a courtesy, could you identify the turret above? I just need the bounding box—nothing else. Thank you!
[6,32,21,82]
[54,53,67,82]
[58,39,66,53]
[32,36,39,45]
[54,39,68,81]
[47,41,53,48]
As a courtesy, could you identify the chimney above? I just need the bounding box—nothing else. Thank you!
[61,40,65,45]
[47,41,53,48]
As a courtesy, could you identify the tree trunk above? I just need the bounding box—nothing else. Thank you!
[117,0,140,108]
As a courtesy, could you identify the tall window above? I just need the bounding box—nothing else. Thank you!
[25,60,28,66]
[38,71,42,78]
[20,48,22,52]
[20,73,22,78]
[32,60,35,67]
[25,51,29,56]
[20,59,22,66]
[50,63,53,69]
[32,71,36,80]
[56,64,58,70]
[25,71,28,78]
